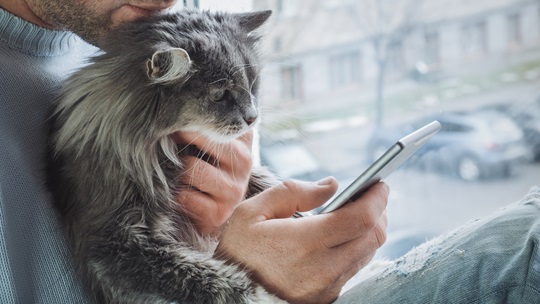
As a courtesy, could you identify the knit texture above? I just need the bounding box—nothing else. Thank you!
[0,8,97,303]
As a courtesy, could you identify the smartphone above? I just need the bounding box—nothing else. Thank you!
[294,120,441,218]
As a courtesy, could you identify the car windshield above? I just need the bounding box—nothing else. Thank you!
[198,0,540,259]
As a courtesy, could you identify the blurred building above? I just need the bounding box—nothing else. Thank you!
[252,0,540,112]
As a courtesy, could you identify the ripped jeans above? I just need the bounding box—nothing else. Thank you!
[336,187,540,304]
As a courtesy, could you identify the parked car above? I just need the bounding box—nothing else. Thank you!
[481,100,540,161]
[365,110,531,181]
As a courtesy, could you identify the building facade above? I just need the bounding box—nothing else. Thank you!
[253,0,540,113]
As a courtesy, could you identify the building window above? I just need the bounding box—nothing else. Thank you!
[462,21,487,55]
[424,31,440,65]
[507,13,522,46]
[281,65,303,100]
[329,51,362,88]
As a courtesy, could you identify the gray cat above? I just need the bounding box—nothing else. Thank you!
[47,9,283,303]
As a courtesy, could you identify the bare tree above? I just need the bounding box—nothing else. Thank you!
[348,0,422,126]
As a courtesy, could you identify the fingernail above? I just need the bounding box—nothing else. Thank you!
[316,176,335,186]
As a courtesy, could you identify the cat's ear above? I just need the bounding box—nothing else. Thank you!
[146,48,192,83]
[235,10,272,33]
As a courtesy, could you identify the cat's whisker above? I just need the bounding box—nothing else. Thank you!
[173,133,204,156]
[236,84,253,97]
[229,63,258,77]
[248,69,261,93]
[209,78,228,85]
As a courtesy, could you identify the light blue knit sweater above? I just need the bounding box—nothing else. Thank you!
[0,8,96,303]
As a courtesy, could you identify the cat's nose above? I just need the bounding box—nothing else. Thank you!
[244,112,258,126]
[243,107,258,126]
[239,95,258,126]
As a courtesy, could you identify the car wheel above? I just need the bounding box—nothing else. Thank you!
[457,156,481,181]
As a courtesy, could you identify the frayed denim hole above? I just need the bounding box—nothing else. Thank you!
[376,229,463,280]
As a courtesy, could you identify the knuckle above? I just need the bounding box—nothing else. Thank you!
[279,180,302,195]
[360,210,378,230]
[372,223,387,247]
[376,228,387,247]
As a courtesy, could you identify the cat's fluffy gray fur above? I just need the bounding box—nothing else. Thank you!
[47,10,284,303]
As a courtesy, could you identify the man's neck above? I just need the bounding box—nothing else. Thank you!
[0,0,56,29]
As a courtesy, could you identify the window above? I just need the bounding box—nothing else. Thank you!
[280,65,303,100]
[462,21,487,55]
[507,13,522,46]
[329,51,362,87]
[202,0,540,260]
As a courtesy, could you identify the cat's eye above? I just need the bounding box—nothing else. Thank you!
[210,89,229,102]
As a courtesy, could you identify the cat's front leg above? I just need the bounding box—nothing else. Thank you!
[85,230,286,304]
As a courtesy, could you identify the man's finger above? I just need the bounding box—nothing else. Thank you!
[179,155,247,203]
[245,178,339,220]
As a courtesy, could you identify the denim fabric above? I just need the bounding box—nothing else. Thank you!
[336,186,540,304]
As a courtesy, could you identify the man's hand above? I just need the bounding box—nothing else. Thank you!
[216,179,389,304]
[173,130,254,236]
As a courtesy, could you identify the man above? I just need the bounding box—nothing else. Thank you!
[0,1,388,303]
